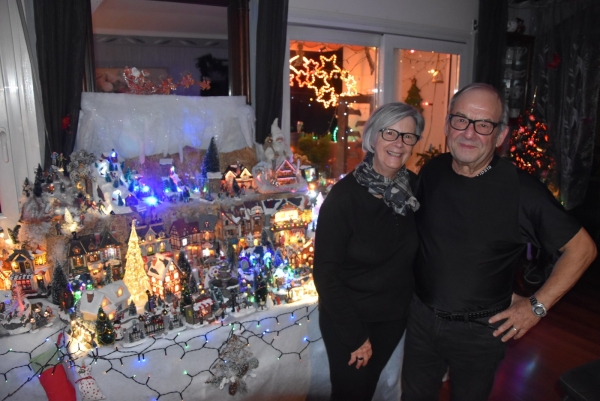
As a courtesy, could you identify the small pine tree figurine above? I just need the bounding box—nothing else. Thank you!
[128,300,137,316]
[404,78,424,113]
[95,307,116,346]
[51,262,68,305]
[189,274,198,294]
[33,164,44,197]
[201,136,221,184]
[178,250,192,281]
[179,281,193,314]
[104,264,113,284]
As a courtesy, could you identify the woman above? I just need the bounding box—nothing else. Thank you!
[314,102,423,400]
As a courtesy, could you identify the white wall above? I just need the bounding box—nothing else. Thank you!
[289,0,478,37]
[0,0,43,229]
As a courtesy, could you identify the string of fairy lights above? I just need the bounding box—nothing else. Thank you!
[0,303,320,401]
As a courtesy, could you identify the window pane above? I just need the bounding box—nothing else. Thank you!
[289,41,378,179]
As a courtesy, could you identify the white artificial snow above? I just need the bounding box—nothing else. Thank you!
[0,298,405,401]
[76,94,255,164]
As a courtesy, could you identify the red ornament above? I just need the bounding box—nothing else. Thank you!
[546,53,561,69]
[61,115,71,130]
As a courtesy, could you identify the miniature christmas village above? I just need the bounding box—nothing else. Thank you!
[0,128,330,400]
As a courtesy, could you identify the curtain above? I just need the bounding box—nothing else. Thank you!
[529,0,600,209]
[254,0,289,144]
[34,0,90,168]
[475,0,508,91]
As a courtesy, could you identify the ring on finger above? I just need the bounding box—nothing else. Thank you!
[511,326,518,332]
[357,357,364,360]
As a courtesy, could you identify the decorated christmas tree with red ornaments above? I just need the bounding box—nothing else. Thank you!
[508,92,556,186]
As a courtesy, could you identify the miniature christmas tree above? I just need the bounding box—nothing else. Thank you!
[201,137,221,185]
[189,274,198,294]
[122,222,152,305]
[22,177,32,197]
[105,174,112,183]
[128,300,137,316]
[104,264,113,284]
[177,250,192,281]
[509,97,555,186]
[205,334,259,395]
[404,78,424,113]
[179,281,193,314]
[51,262,68,305]
[97,185,105,202]
[33,164,44,197]
[95,306,115,346]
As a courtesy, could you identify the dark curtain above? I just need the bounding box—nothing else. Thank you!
[529,0,600,209]
[475,0,508,91]
[34,0,89,168]
[255,0,289,144]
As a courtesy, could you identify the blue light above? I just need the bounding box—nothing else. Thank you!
[141,185,150,193]
[145,196,158,206]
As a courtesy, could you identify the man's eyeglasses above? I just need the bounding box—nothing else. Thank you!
[379,128,419,145]
[448,114,500,136]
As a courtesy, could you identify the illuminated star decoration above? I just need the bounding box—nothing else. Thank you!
[289,55,358,108]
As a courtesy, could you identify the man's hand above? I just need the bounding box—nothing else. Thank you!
[489,293,540,342]
[349,338,372,369]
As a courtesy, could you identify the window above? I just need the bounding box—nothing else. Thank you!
[159,242,166,252]
[147,245,154,255]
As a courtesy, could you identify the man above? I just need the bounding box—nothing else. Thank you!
[401,83,597,401]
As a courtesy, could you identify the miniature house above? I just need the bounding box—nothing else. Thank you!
[132,222,171,259]
[66,229,122,281]
[79,280,131,321]
[147,254,182,298]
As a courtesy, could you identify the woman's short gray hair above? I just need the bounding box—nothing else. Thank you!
[362,102,425,153]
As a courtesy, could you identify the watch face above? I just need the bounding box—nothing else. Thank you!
[533,305,546,316]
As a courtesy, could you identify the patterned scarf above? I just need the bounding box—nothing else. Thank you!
[353,152,420,216]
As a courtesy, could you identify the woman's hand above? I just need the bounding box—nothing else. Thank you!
[348,338,372,369]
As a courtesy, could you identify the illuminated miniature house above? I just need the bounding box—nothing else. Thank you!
[147,254,182,298]
[79,280,131,321]
[132,222,171,258]
[67,230,122,281]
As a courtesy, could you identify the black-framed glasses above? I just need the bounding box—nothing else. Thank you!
[448,114,500,136]
[379,128,419,145]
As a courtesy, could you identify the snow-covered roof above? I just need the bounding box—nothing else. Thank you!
[207,172,222,179]
[79,280,130,317]
[102,281,131,305]
[193,297,214,311]
[80,290,104,316]
[147,255,175,281]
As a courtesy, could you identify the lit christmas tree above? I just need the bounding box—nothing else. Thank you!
[509,93,555,186]
[205,334,259,395]
[95,306,115,346]
[179,280,193,314]
[404,78,424,113]
[122,221,152,305]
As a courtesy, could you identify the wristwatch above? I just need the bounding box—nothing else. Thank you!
[529,295,547,317]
